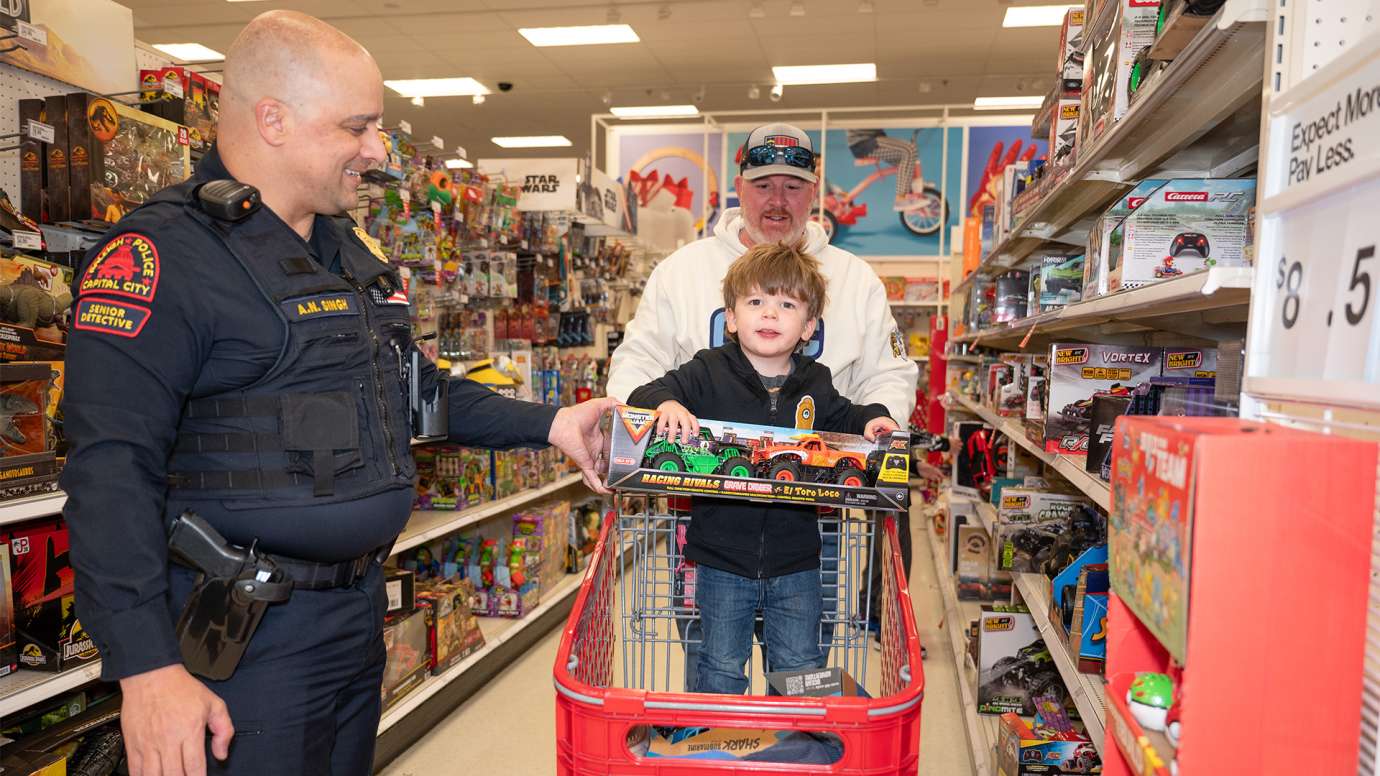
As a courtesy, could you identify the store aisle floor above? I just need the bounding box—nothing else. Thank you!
[380,503,977,775]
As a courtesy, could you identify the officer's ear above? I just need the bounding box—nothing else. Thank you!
[255,97,291,147]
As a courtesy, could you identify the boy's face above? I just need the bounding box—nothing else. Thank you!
[725,287,818,362]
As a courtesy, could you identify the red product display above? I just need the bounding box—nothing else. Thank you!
[1102,417,1376,776]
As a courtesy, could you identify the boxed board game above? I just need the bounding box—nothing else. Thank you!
[1108,178,1257,292]
[1084,179,1168,300]
[65,94,191,224]
[977,604,1069,716]
[7,521,98,672]
[606,405,911,511]
[381,607,429,709]
[994,488,1095,573]
[1043,343,1162,454]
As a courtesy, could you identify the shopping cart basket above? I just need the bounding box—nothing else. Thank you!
[554,495,924,774]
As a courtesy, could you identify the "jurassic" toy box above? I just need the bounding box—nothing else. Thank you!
[6,521,98,672]
[1042,343,1162,455]
[605,405,911,511]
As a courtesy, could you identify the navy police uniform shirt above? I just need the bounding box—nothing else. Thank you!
[60,147,560,680]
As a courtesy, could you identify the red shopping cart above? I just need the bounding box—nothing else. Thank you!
[554,495,924,774]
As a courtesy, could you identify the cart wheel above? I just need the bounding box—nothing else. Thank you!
[717,456,752,478]
[770,460,803,481]
[836,467,867,488]
[651,452,684,472]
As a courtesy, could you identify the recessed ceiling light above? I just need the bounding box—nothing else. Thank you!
[472,94,486,105]
[772,63,876,85]
[748,2,765,18]
[789,1,805,16]
[445,158,474,170]
[1002,4,1081,27]
[385,78,490,97]
[973,95,1045,110]
[491,135,574,148]
[518,24,639,47]
[858,0,874,12]
[150,43,224,61]
[610,104,700,119]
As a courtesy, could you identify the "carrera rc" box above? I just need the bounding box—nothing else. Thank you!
[1108,178,1257,292]
[1083,179,1168,300]
[1043,343,1162,454]
[605,405,910,511]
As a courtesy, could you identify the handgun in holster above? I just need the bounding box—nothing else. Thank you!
[168,512,293,681]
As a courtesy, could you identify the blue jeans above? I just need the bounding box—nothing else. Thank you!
[693,564,825,695]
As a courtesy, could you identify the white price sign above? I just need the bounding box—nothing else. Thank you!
[431,135,444,150]
[398,120,412,135]
[25,120,53,144]
[12,230,42,251]
[15,21,46,47]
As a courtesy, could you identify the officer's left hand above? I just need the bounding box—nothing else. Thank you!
[549,396,616,494]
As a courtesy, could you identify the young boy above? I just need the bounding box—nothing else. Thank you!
[627,243,899,695]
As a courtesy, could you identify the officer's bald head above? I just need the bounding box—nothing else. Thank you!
[217,11,386,236]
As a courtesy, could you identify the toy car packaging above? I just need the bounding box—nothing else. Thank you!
[993,271,1030,324]
[1161,346,1218,381]
[995,488,1095,573]
[1086,393,1133,479]
[1050,97,1082,170]
[977,605,1069,716]
[1057,9,1086,93]
[1039,254,1085,309]
[605,405,911,511]
[956,523,993,601]
[1084,180,1168,300]
[995,355,1028,418]
[7,521,97,672]
[380,608,429,708]
[1024,355,1049,425]
[1080,0,1161,145]
[1043,343,1162,454]
[1107,178,1257,292]
[996,713,1100,776]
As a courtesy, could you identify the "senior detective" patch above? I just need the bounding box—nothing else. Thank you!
[73,298,151,338]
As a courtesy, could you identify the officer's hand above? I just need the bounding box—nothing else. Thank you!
[655,400,699,443]
[550,396,616,495]
[120,664,234,776]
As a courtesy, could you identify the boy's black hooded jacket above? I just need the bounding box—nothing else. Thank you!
[627,340,890,579]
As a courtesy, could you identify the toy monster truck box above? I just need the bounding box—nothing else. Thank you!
[381,607,429,709]
[1043,343,1162,455]
[977,604,1059,716]
[1107,178,1256,292]
[6,521,98,672]
[605,405,911,511]
[996,713,1100,776]
[995,488,1095,573]
[1084,179,1168,300]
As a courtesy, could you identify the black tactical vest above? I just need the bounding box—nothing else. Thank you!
[151,181,416,507]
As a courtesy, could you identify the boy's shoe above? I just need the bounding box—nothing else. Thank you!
[893,193,929,212]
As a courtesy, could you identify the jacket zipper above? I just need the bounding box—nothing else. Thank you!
[757,401,780,578]
[346,273,400,478]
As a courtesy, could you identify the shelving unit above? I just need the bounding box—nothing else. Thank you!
[949,392,1111,510]
[0,490,66,528]
[0,661,103,718]
[1013,572,1107,751]
[392,473,583,556]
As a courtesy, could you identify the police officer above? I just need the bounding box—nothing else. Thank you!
[60,11,612,776]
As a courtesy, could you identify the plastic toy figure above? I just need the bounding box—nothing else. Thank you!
[478,539,499,588]
[508,539,527,588]
[1154,255,1185,278]
[1127,672,1175,731]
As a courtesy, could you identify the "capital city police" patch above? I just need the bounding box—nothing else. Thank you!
[73,297,151,338]
[80,233,160,303]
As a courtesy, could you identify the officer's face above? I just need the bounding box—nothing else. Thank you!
[294,53,387,214]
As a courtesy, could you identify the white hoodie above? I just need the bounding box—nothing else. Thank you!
[608,207,919,424]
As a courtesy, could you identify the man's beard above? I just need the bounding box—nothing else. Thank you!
[742,214,807,247]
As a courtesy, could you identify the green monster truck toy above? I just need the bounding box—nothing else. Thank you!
[640,428,753,477]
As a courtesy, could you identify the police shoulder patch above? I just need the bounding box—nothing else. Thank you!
[80,233,160,303]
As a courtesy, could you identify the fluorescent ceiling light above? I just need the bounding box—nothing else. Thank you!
[1002,4,1081,27]
[610,104,700,119]
[771,63,876,85]
[518,24,639,47]
[385,78,490,98]
[491,135,573,148]
[151,43,224,61]
[974,95,1045,110]
[445,158,474,170]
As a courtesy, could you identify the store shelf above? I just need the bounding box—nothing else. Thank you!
[891,301,946,308]
[974,500,997,539]
[0,490,66,528]
[952,267,1253,348]
[377,571,585,733]
[392,474,584,556]
[950,393,1111,511]
[961,4,1266,279]
[923,512,999,774]
[0,661,103,719]
[1012,572,1107,752]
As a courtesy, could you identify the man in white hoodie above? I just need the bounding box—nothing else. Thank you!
[608,122,917,422]
[608,123,918,687]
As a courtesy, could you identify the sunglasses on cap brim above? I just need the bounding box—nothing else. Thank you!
[740,144,816,171]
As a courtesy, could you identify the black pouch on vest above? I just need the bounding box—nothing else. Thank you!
[280,392,360,496]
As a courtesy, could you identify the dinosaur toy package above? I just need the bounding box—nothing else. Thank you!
[605,405,911,511]
[0,363,60,500]
[0,254,72,358]
[5,520,97,672]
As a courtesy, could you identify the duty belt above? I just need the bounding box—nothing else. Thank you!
[173,543,390,591]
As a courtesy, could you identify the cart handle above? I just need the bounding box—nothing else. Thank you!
[552,677,923,717]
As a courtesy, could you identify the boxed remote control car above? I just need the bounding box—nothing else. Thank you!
[1086,393,1132,479]
[1049,97,1081,170]
[1024,355,1048,425]
[956,523,994,601]
[1108,178,1257,292]
[993,271,1029,323]
[1080,0,1161,145]
[1162,346,1219,381]
[1043,343,1162,454]
[995,355,1028,418]
[1038,254,1084,310]
[977,604,1067,716]
[996,713,1100,776]
[995,488,1094,573]
[1056,8,1086,94]
[605,405,910,511]
[1084,180,1168,300]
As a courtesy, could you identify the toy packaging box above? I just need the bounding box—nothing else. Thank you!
[138,66,219,153]
[413,444,491,511]
[766,666,868,698]
[1050,97,1081,170]
[1039,254,1085,309]
[566,500,602,574]
[956,523,993,601]
[513,502,570,594]
[1108,178,1257,292]
[415,578,485,675]
[1161,346,1218,381]
[1084,180,1168,300]
[952,421,992,498]
[383,568,416,615]
[0,254,73,351]
[993,271,1029,324]
[1049,544,1108,638]
[605,405,910,511]
[7,522,97,672]
[995,713,1100,776]
[380,608,429,709]
[43,96,70,224]
[995,488,1095,573]
[0,543,13,677]
[1080,0,1161,145]
[1071,574,1108,672]
[1086,393,1132,479]
[66,94,191,224]
[995,355,1028,418]
[1056,9,1086,93]
[1043,343,1162,454]
[984,361,1015,411]
[1024,355,1048,425]
[977,604,1067,716]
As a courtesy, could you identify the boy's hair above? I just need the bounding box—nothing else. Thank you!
[722,243,828,319]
